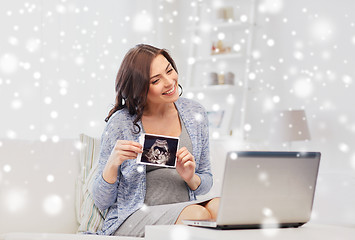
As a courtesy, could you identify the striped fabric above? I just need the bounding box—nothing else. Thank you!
[76,134,107,233]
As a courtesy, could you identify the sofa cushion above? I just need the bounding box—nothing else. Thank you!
[76,134,107,233]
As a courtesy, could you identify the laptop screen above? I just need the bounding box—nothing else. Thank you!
[216,151,321,228]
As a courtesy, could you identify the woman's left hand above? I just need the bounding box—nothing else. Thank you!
[176,147,201,190]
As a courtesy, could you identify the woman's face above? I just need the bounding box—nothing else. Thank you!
[147,54,179,106]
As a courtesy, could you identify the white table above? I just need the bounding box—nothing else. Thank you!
[0,233,141,240]
[145,223,355,240]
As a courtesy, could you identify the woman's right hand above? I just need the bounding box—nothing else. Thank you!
[103,140,143,184]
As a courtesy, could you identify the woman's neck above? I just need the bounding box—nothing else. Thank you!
[143,102,176,118]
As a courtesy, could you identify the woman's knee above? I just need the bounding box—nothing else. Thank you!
[175,205,211,224]
[188,205,212,220]
[204,197,220,219]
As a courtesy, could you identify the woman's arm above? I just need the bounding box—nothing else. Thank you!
[92,120,142,211]
[92,133,119,211]
[191,109,213,196]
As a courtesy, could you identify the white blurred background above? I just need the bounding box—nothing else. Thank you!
[1,0,355,230]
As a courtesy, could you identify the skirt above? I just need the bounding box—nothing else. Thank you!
[114,198,213,238]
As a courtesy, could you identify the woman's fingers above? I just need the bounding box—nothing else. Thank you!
[115,140,142,153]
[118,150,138,159]
[176,146,187,156]
[115,140,142,155]
[177,147,194,165]
[110,140,143,166]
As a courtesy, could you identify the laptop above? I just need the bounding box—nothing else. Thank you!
[183,151,321,229]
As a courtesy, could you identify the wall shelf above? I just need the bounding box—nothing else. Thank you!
[186,0,258,139]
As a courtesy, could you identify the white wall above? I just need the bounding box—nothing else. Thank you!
[242,0,355,225]
[0,0,184,140]
[245,0,355,173]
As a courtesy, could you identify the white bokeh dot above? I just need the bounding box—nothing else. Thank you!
[272,96,280,103]
[248,72,256,80]
[244,124,252,132]
[294,51,304,60]
[7,130,17,139]
[212,131,220,139]
[3,164,12,173]
[44,97,52,104]
[259,171,268,182]
[252,50,261,59]
[339,143,349,153]
[170,225,190,240]
[60,88,67,95]
[240,15,248,22]
[5,189,28,212]
[23,62,31,70]
[89,121,96,127]
[40,134,48,142]
[227,94,235,104]
[11,99,23,109]
[187,57,196,65]
[50,111,58,119]
[137,165,144,173]
[47,174,55,183]
[310,18,333,41]
[217,32,225,40]
[261,217,280,237]
[212,104,220,111]
[185,92,194,99]
[43,194,63,215]
[230,152,238,160]
[258,0,283,14]
[194,113,203,122]
[26,38,41,53]
[233,44,241,52]
[196,92,204,100]
[263,207,273,217]
[52,135,60,143]
[133,11,153,32]
[342,75,352,86]
[0,53,18,74]
[8,36,19,46]
[267,39,275,47]
[141,204,148,212]
[293,78,313,98]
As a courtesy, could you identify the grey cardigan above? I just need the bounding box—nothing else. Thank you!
[92,97,213,235]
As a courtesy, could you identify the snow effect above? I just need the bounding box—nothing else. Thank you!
[43,194,63,215]
[170,225,190,240]
[0,0,354,232]
[0,54,18,74]
[4,188,28,212]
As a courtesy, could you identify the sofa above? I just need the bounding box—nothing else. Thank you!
[1,134,354,239]
[0,134,142,240]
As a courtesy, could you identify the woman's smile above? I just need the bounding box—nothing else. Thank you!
[162,84,177,96]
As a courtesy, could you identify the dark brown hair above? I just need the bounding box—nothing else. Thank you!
[105,44,178,133]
